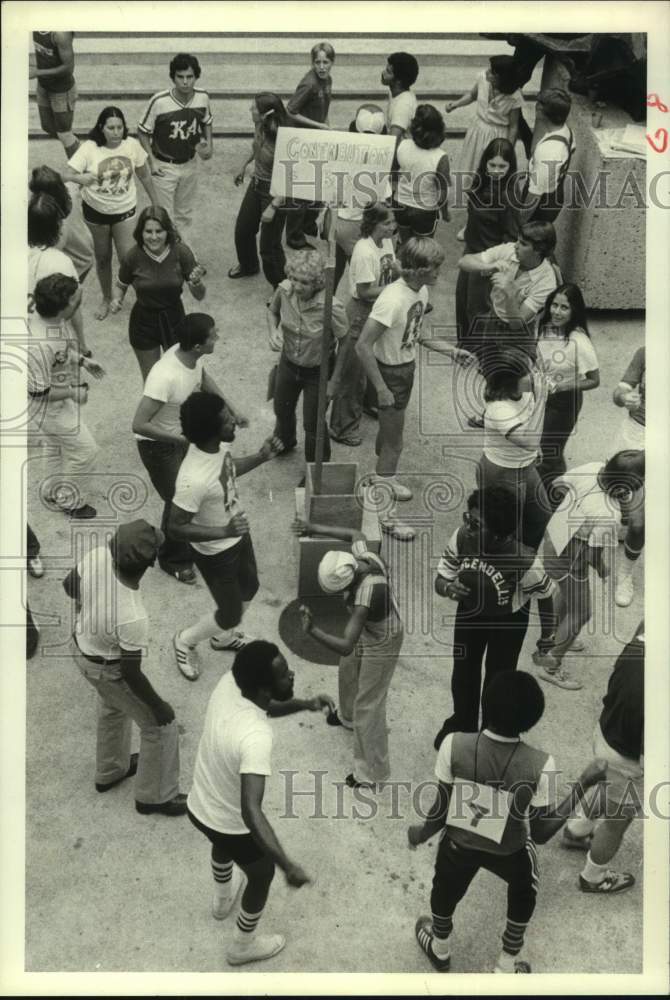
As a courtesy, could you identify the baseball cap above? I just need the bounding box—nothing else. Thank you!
[110,519,160,571]
[317,551,358,593]
[355,103,386,135]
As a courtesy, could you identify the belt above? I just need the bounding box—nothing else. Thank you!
[154,151,194,165]
[73,634,120,666]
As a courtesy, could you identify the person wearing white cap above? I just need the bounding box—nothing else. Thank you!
[63,519,187,816]
[293,518,403,789]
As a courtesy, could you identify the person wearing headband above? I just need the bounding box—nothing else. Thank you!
[229,93,289,288]
[293,518,404,790]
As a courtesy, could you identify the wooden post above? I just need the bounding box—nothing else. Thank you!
[312,204,337,496]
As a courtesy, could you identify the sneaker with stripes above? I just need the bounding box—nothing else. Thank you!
[414,916,451,972]
[579,870,636,894]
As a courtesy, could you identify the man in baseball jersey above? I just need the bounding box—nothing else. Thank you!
[138,53,213,258]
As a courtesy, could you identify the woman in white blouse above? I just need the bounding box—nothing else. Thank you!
[535,284,600,497]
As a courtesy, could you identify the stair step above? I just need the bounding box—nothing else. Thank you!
[68,34,515,61]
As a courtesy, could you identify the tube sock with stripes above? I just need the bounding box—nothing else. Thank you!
[233,907,264,943]
[430,913,453,959]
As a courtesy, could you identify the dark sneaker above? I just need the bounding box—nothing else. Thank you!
[579,870,636,894]
[96,753,139,792]
[495,959,532,973]
[415,916,451,972]
[136,793,188,816]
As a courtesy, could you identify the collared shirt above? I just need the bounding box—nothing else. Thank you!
[138,88,213,161]
[478,242,557,323]
[274,279,347,367]
[288,68,331,124]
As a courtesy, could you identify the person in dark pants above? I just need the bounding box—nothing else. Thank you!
[188,641,332,965]
[229,93,288,287]
[433,486,558,748]
[455,137,519,348]
[285,42,334,249]
[266,250,347,468]
[169,393,284,680]
[132,313,247,584]
[535,284,599,496]
[409,670,608,974]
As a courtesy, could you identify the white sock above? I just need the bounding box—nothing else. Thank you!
[180,612,220,647]
[495,949,516,972]
[618,558,634,581]
[234,906,264,943]
[581,851,609,884]
[567,817,595,838]
[431,934,451,959]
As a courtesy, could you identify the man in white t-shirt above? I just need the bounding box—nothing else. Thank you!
[356,237,471,538]
[132,312,246,586]
[520,89,575,224]
[63,519,187,816]
[381,52,419,140]
[187,639,333,965]
[169,391,283,680]
[27,273,105,519]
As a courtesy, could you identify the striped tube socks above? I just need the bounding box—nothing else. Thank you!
[234,907,264,943]
[431,913,453,959]
[499,918,528,966]
[212,859,233,891]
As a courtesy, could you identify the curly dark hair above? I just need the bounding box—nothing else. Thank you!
[180,391,226,446]
[232,640,281,695]
[28,193,64,248]
[409,104,446,149]
[33,273,79,318]
[29,165,72,218]
[169,53,201,80]
[387,51,419,89]
[467,486,519,540]
[482,671,545,737]
[488,55,520,96]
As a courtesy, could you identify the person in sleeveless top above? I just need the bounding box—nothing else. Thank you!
[293,519,403,789]
[520,89,576,225]
[409,670,608,974]
[30,31,78,156]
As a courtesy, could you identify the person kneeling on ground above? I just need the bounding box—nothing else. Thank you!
[293,517,403,790]
[409,670,607,974]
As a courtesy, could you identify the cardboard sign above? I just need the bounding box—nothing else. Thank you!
[446,778,513,845]
[270,127,396,207]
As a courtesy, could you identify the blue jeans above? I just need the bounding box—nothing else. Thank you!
[273,353,331,463]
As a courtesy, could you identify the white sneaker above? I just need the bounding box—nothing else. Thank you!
[456,226,466,242]
[210,630,256,651]
[212,867,245,920]
[173,631,200,681]
[28,556,44,578]
[380,519,415,541]
[386,477,413,501]
[226,933,286,966]
[615,574,634,607]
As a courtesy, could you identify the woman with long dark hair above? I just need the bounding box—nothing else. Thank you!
[393,104,451,242]
[110,204,205,380]
[29,163,95,285]
[229,92,289,287]
[62,106,159,320]
[455,137,519,347]
[535,284,600,495]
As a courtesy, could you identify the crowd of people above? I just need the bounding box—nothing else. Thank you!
[26,34,646,973]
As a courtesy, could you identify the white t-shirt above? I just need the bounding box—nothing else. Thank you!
[545,462,621,556]
[187,670,273,835]
[28,246,78,313]
[173,443,241,555]
[75,544,149,660]
[386,90,417,138]
[348,237,396,299]
[527,125,575,197]
[396,140,447,211]
[134,345,205,441]
[369,277,428,366]
[26,312,76,396]
[479,242,557,323]
[68,137,147,215]
[484,391,544,467]
[535,327,599,387]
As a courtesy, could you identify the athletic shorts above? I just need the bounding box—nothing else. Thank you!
[393,203,439,237]
[187,808,267,865]
[592,724,644,817]
[36,82,77,113]
[128,301,184,352]
[191,533,259,630]
[378,360,415,410]
[82,201,136,227]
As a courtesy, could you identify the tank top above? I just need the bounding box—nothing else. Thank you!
[33,31,75,93]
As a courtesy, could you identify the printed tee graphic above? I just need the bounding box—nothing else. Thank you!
[221,452,239,513]
[96,156,133,196]
[401,301,425,351]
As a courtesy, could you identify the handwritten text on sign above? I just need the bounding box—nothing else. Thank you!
[270,127,396,207]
